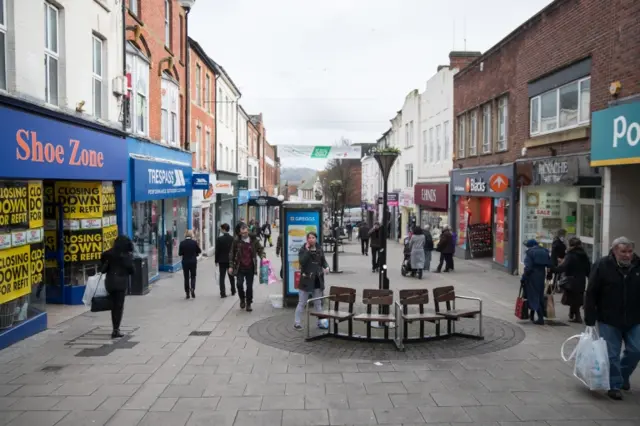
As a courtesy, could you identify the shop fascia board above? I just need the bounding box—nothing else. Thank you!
[129,153,191,167]
[525,126,589,148]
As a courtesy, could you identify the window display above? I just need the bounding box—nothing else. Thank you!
[208,207,215,248]
[163,198,188,266]
[132,200,160,280]
[420,210,447,243]
[192,207,202,247]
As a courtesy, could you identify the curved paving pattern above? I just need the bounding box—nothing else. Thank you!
[248,312,526,360]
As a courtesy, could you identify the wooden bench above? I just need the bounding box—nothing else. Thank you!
[432,286,483,339]
[399,289,446,341]
[306,286,356,340]
[354,289,395,340]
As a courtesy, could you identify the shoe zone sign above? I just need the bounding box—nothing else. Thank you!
[131,158,192,201]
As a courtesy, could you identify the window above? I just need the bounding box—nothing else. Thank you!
[224,95,229,125]
[129,0,138,15]
[457,116,466,159]
[482,104,491,153]
[443,121,450,160]
[530,77,591,136]
[92,36,103,118]
[126,45,150,135]
[497,97,508,151]
[218,143,223,169]
[405,124,409,148]
[194,123,201,169]
[205,74,211,113]
[178,15,184,62]
[195,63,201,105]
[164,0,171,47]
[469,111,478,156]
[428,127,434,163]
[422,130,427,162]
[404,164,413,188]
[435,124,441,161]
[231,149,235,171]
[0,0,6,90]
[409,121,414,146]
[205,130,211,170]
[161,76,179,146]
[225,147,229,170]
[44,2,59,105]
[218,88,223,122]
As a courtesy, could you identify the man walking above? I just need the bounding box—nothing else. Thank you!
[585,236,640,400]
[229,223,266,312]
[215,223,235,298]
[435,225,455,273]
[369,222,382,272]
[358,222,370,256]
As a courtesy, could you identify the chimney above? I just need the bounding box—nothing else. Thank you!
[449,51,482,71]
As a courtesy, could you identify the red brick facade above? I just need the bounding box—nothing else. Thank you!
[188,42,216,171]
[453,0,640,168]
[126,0,187,146]
[263,142,276,196]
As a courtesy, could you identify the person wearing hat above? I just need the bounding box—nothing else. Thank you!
[521,239,551,325]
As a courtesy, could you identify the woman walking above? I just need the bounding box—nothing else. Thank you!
[100,235,135,338]
[521,239,551,325]
[179,230,202,299]
[551,237,590,323]
[294,232,330,330]
[423,226,434,272]
[409,226,426,279]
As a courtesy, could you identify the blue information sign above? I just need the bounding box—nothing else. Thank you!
[131,158,193,202]
[283,210,321,296]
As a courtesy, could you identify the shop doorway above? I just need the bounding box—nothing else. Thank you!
[577,198,602,261]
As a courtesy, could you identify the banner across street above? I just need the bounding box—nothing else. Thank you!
[277,145,361,159]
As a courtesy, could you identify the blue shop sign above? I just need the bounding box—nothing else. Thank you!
[0,105,128,180]
[591,101,640,166]
[248,190,260,199]
[238,190,249,205]
[131,157,192,202]
[192,173,210,190]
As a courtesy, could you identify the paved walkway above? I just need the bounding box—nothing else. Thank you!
[0,239,638,426]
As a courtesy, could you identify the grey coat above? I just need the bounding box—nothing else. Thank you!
[409,234,426,270]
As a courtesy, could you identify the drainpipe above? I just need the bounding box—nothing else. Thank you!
[184,8,191,151]
[121,0,127,132]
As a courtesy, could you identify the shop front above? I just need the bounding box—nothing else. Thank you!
[591,100,640,253]
[376,191,399,240]
[236,180,249,222]
[414,183,448,245]
[0,101,128,349]
[517,153,602,269]
[450,164,516,273]
[215,172,238,233]
[127,138,192,277]
[192,173,215,257]
[399,189,416,240]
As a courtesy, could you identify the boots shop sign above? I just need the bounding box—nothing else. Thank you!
[414,184,448,210]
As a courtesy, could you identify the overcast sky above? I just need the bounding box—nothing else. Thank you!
[189,0,553,169]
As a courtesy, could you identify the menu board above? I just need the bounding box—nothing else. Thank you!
[284,210,320,296]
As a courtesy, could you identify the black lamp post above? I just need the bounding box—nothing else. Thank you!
[373,150,400,303]
[329,180,343,274]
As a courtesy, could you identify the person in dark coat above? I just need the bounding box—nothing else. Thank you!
[368,222,382,272]
[548,229,567,282]
[100,235,135,338]
[358,222,370,256]
[435,225,454,272]
[521,239,551,325]
[551,237,590,323]
[423,226,434,271]
[585,236,640,400]
[215,223,235,298]
[276,233,284,279]
[178,230,202,299]
[229,224,266,312]
[294,232,330,330]
[261,223,273,247]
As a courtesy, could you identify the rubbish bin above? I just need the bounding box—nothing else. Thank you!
[129,255,150,295]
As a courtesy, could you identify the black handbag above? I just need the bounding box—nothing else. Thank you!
[90,269,112,313]
[558,274,574,290]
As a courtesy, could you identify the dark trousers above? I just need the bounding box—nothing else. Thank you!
[218,263,235,296]
[236,268,255,304]
[109,290,126,331]
[263,235,272,247]
[361,238,369,255]
[182,262,197,293]
[371,247,380,270]
[436,253,454,272]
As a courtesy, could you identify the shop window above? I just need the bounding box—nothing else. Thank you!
[0,0,7,91]
[530,77,591,136]
[92,35,104,118]
[192,208,202,247]
[44,2,59,105]
[482,103,491,154]
[126,44,150,135]
[132,200,160,280]
[469,110,478,156]
[497,97,508,151]
[162,198,188,266]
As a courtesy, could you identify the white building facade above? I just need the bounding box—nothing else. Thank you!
[398,89,420,240]
[215,70,240,174]
[415,65,456,241]
[237,107,249,179]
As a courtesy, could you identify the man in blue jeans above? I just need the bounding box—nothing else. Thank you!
[585,236,640,400]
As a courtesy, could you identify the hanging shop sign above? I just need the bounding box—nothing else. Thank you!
[530,154,598,185]
[213,180,234,195]
[131,158,192,202]
[278,145,362,160]
[414,183,448,210]
[591,101,640,166]
[1,106,128,180]
[451,165,514,198]
[377,192,399,206]
[192,173,210,190]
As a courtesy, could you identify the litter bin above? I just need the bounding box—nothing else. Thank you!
[129,255,150,295]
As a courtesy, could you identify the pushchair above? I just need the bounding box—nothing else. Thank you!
[400,236,420,278]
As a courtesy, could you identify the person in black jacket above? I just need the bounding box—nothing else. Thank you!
[215,223,235,298]
[368,222,382,272]
[551,237,590,323]
[585,236,640,400]
[358,222,370,256]
[100,235,134,338]
[548,229,567,282]
[178,230,201,299]
[423,226,434,271]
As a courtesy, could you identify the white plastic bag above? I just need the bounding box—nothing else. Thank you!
[82,274,107,307]
[561,326,610,391]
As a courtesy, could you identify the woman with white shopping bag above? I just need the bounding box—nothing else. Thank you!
[100,235,135,339]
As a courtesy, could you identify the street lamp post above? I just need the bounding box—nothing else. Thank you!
[373,148,400,313]
[329,180,343,274]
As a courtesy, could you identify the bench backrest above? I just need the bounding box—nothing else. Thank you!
[362,289,393,306]
[329,286,356,312]
[399,289,429,315]
[432,286,455,312]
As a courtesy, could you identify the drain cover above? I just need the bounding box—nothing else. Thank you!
[189,331,212,336]
[41,365,65,372]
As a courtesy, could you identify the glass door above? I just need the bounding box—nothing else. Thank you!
[577,199,602,262]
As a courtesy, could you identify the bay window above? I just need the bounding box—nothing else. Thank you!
[44,2,59,105]
[126,44,150,135]
[161,75,179,146]
[530,77,590,136]
[0,0,6,90]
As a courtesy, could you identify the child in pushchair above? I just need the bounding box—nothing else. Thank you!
[400,236,415,277]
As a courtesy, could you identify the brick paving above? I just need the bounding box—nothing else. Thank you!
[0,239,638,425]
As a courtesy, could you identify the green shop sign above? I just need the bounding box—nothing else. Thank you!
[591,101,640,166]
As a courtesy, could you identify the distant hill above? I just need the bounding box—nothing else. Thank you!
[280,167,316,184]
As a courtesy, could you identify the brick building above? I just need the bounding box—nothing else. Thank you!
[188,38,216,171]
[451,0,639,274]
[262,141,277,197]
